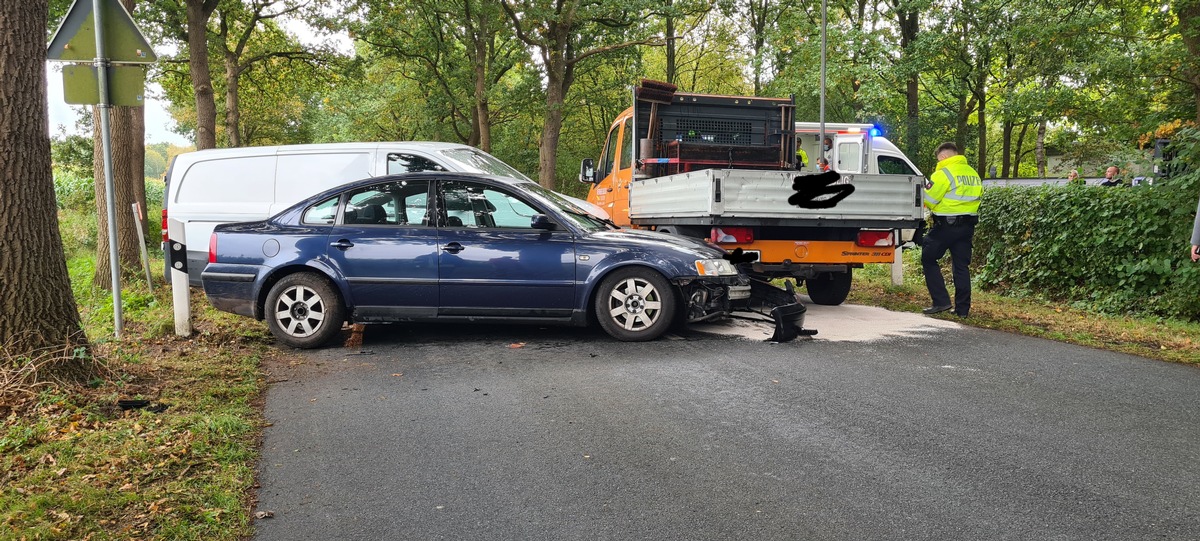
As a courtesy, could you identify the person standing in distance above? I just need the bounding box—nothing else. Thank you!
[1099,165,1122,187]
[921,142,983,316]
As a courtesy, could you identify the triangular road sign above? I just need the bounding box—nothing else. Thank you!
[47,0,157,64]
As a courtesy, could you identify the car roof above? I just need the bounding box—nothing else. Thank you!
[171,141,480,163]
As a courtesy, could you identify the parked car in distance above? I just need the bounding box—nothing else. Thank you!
[164,141,606,286]
[202,172,749,347]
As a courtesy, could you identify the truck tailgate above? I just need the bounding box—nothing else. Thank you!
[629,169,923,226]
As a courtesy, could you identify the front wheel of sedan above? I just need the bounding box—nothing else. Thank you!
[594,267,676,342]
[265,273,346,349]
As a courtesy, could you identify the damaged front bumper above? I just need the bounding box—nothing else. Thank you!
[674,275,815,342]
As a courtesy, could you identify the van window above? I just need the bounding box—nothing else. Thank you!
[176,156,274,203]
[439,148,531,181]
[387,153,446,174]
[302,196,341,225]
[878,155,917,175]
[276,152,372,209]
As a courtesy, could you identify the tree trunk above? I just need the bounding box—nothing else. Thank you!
[472,26,491,152]
[898,8,919,159]
[1036,120,1047,177]
[0,0,91,367]
[187,0,219,149]
[92,0,147,289]
[975,62,987,176]
[1175,0,1200,123]
[224,54,241,147]
[665,0,676,85]
[1013,123,1028,175]
[538,63,568,189]
[1001,120,1013,178]
[91,106,145,288]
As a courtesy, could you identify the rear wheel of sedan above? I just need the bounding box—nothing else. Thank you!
[265,273,346,349]
[595,267,676,341]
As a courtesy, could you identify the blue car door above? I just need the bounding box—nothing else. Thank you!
[324,179,440,320]
[436,180,576,317]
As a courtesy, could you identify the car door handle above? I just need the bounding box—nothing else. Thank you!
[330,239,354,250]
[442,242,464,254]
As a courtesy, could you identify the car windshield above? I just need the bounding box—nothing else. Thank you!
[520,183,612,231]
[439,148,532,181]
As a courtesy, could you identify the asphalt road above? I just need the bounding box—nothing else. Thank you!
[252,306,1200,541]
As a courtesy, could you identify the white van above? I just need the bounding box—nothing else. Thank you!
[795,122,924,176]
[163,142,551,285]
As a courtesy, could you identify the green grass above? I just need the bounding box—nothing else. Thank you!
[2,252,273,540]
[848,247,1200,365]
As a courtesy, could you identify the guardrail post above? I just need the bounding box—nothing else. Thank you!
[167,218,192,336]
[891,246,904,286]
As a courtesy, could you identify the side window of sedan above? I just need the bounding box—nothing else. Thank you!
[302,196,341,224]
[341,180,432,226]
[440,181,542,229]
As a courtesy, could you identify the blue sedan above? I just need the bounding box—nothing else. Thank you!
[201,173,750,348]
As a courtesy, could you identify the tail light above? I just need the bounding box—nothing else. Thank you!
[208,233,217,264]
[161,209,169,242]
[710,226,754,244]
[856,230,894,247]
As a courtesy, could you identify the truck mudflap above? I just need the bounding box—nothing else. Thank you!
[738,278,817,342]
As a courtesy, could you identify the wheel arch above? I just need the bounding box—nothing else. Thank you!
[254,262,348,320]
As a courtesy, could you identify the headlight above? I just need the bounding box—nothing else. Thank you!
[694,259,738,276]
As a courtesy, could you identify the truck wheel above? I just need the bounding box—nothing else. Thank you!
[595,267,676,341]
[265,273,346,349]
[806,270,852,306]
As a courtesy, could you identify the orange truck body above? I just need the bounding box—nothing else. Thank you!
[581,81,924,304]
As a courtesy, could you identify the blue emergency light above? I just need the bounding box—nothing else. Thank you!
[869,127,882,137]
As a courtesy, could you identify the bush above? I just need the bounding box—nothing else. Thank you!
[974,128,1200,321]
[53,168,94,211]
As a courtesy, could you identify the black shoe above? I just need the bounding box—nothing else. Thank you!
[922,305,952,315]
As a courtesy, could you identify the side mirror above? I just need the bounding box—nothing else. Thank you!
[579,158,596,184]
[531,214,557,230]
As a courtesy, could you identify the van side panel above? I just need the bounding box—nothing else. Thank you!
[272,151,373,215]
[172,155,277,285]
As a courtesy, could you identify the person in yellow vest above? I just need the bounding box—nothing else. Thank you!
[921,142,983,317]
[797,147,809,170]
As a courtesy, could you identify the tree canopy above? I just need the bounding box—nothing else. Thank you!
[56,0,1200,187]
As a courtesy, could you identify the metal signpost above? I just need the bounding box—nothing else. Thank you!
[48,0,157,338]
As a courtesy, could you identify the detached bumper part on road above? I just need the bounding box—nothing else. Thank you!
[677,275,812,342]
[744,278,815,343]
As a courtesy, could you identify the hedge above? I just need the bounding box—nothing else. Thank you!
[973,130,1200,321]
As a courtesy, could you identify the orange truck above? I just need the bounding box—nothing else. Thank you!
[580,80,924,305]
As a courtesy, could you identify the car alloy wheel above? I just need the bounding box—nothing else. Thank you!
[595,267,676,341]
[265,273,346,349]
[275,284,326,337]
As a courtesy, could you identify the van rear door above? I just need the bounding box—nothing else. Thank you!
[833,133,866,173]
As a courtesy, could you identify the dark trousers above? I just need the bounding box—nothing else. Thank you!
[921,216,976,316]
